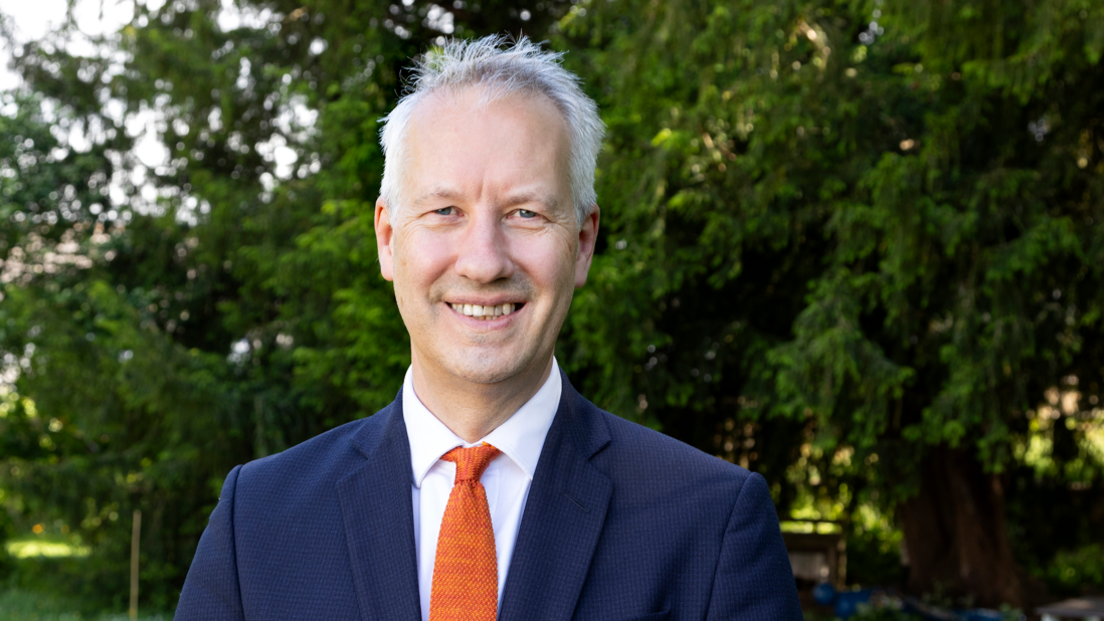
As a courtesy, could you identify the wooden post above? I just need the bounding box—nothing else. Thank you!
[129,509,141,621]
[837,535,847,588]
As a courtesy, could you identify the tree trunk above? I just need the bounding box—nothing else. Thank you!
[898,447,1022,607]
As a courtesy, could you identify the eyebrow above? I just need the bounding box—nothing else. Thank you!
[412,187,464,207]
[501,190,560,211]
[412,187,562,211]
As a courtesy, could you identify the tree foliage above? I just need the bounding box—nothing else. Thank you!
[1,0,1102,608]
[560,0,1104,603]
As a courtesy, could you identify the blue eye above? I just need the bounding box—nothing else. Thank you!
[434,207,454,216]
[517,209,537,218]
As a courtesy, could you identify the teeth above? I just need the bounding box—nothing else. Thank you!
[450,302,518,319]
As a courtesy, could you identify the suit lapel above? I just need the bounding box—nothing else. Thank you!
[499,374,613,621]
[337,398,422,621]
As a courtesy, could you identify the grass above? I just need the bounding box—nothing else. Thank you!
[1,535,175,620]
[4,540,90,560]
[0,588,170,621]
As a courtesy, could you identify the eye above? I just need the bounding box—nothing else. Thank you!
[516,209,537,219]
[433,207,455,216]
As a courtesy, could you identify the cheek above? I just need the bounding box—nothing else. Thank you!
[393,229,454,295]
[511,231,578,295]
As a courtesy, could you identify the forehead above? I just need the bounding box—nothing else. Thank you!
[409,85,567,139]
[402,87,572,205]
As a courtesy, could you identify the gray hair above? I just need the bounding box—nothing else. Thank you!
[378,36,605,225]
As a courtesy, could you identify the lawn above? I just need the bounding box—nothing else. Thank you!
[2,536,172,621]
[0,588,170,621]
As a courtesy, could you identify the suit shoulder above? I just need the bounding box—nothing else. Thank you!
[234,405,395,498]
[593,406,753,485]
[579,403,772,534]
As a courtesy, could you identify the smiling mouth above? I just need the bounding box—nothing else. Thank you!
[448,302,524,320]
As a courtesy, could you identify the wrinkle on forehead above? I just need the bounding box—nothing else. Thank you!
[411,185,562,213]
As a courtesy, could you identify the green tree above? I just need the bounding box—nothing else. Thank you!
[560,0,1104,605]
[4,0,1104,608]
[0,91,244,606]
[2,0,567,606]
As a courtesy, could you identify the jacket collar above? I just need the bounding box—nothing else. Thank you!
[402,358,562,488]
[339,371,613,621]
[498,370,613,621]
[338,392,423,621]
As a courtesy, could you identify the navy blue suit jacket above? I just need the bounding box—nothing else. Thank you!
[176,372,802,620]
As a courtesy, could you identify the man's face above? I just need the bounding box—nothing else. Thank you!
[375,88,599,386]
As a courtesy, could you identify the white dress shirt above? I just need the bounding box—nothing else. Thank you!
[403,358,561,621]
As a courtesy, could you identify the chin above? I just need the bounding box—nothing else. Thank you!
[444,348,538,386]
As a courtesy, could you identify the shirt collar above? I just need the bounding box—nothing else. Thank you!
[403,358,561,488]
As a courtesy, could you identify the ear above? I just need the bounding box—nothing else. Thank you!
[375,198,396,282]
[574,204,600,288]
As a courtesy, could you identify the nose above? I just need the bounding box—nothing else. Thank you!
[454,210,514,284]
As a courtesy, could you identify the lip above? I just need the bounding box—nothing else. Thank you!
[445,301,525,327]
[445,297,526,307]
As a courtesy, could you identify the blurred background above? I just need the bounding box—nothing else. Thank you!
[0,0,1102,618]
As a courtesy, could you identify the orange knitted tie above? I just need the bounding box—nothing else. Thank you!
[428,443,501,621]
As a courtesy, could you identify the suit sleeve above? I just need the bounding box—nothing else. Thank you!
[175,464,246,621]
[705,472,803,620]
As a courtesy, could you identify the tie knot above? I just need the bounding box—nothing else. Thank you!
[441,444,501,484]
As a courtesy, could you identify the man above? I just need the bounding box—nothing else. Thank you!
[176,36,802,620]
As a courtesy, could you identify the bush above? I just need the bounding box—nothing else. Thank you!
[1044,543,1104,596]
[853,609,922,621]
[846,524,907,588]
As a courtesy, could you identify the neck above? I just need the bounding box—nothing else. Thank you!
[410,353,555,443]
